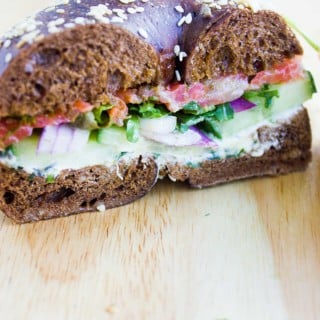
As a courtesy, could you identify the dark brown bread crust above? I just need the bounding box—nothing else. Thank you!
[0,24,159,119]
[0,108,312,223]
[182,8,303,82]
[0,0,182,118]
[0,156,158,223]
[0,1,303,118]
[165,108,311,187]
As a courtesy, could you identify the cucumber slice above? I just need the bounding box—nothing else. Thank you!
[12,134,38,158]
[215,74,315,138]
[97,126,138,152]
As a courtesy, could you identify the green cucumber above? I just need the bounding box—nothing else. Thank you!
[214,74,316,138]
[96,126,138,153]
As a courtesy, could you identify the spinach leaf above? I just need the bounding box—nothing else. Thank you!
[244,85,279,109]
[129,101,169,119]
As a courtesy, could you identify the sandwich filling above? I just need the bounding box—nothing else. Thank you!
[0,57,316,179]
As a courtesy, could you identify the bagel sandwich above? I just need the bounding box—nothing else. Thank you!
[0,0,316,222]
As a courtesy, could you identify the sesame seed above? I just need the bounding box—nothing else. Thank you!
[74,17,87,24]
[177,16,186,27]
[174,44,180,56]
[113,8,125,14]
[111,16,124,23]
[56,8,65,14]
[138,28,148,39]
[35,34,45,42]
[185,13,193,24]
[200,4,212,17]
[116,11,128,20]
[175,5,184,13]
[175,70,182,82]
[54,18,65,25]
[21,29,41,43]
[119,0,135,4]
[3,39,11,48]
[135,7,145,13]
[64,22,76,28]
[179,51,188,62]
[45,6,55,12]
[127,7,136,14]
[141,0,148,2]
[5,53,12,63]
[88,4,113,23]
[16,39,27,48]
[97,204,106,212]
[48,26,60,34]
[25,23,37,33]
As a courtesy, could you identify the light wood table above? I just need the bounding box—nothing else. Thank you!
[0,1,319,319]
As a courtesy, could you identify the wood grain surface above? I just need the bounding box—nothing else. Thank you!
[0,1,320,319]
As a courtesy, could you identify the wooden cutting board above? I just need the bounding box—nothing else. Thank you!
[0,1,319,319]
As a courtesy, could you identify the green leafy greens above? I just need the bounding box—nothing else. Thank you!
[243,85,279,109]
[128,101,169,119]
[125,115,140,143]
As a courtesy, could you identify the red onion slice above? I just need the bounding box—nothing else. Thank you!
[69,128,90,152]
[37,125,89,154]
[230,98,256,113]
[52,125,74,154]
[189,127,217,147]
[37,125,58,154]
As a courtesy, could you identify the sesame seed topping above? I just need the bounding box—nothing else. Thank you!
[64,22,76,28]
[185,13,193,24]
[127,7,136,14]
[2,15,42,40]
[111,16,124,23]
[16,39,27,49]
[74,17,87,25]
[3,39,11,48]
[138,28,148,39]
[47,18,65,34]
[175,5,184,13]
[174,44,180,56]
[88,4,112,24]
[5,53,12,64]
[175,70,182,82]
[115,10,128,20]
[113,8,125,14]
[177,16,186,27]
[56,8,65,14]
[135,7,145,13]
[179,51,188,62]
[97,204,106,212]
[45,6,55,12]
[118,0,135,4]
[54,18,65,25]
[21,29,41,44]
[200,4,212,17]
